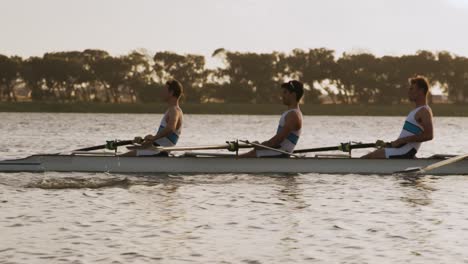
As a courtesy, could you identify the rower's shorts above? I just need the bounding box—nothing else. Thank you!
[136,143,169,157]
[385,145,417,159]
[135,149,168,157]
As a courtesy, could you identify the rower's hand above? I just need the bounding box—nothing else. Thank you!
[141,140,153,147]
[391,138,406,148]
[133,136,143,144]
[144,134,153,141]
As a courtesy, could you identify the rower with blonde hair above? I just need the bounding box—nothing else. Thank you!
[363,76,434,159]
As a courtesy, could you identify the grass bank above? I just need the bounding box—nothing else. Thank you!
[0,102,467,116]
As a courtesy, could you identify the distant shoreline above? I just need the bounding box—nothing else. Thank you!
[0,102,467,116]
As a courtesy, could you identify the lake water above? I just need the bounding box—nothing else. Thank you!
[1,113,468,263]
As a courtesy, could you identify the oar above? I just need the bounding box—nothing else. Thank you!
[395,153,468,175]
[183,152,236,157]
[294,141,389,154]
[75,140,134,152]
[239,140,302,158]
[147,143,252,152]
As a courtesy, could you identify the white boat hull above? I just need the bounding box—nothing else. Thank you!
[0,154,467,175]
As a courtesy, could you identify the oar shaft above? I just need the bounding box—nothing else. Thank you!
[75,140,133,152]
[420,153,468,173]
[183,152,236,157]
[294,146,340,154]
[151,144,251,152]
[294,143,378,154]
[395,153,468,175]
[240,140,300,157]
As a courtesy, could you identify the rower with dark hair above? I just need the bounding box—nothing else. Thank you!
[123,79,184,156]
[241,80,304,158]
[363,76,434,159]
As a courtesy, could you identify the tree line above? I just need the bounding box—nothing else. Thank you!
[0,48,467,104]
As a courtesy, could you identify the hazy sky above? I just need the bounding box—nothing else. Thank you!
[1,0,468,58]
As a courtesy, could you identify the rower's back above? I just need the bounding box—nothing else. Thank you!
[383,76,434,159]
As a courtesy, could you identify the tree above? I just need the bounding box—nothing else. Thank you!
[153,52,207,103]
[41,52,87,102]
[284,48,336,104]
[0,55,21,101]
[21,57,46,101]
[437,52,468,103]
[82,49,111,102]
[92,56,132,103]
[125,51,154,103]
[2,48,468,105]
[213,49,280,103]
[335,53,380,104]
[135,82,165,103]
[374,56,406,104]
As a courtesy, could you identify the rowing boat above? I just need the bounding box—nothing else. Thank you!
[0,153,467,175]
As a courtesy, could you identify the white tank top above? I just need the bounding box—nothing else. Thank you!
[397,105,431,151]
[154,108,183,147]
[276,108,302,152]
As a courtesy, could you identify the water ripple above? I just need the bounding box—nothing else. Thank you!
[1,114,468,263]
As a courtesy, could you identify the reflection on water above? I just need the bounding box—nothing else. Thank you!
[398,175,435,206]
[1,113,468,263]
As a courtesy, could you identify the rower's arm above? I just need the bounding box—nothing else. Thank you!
[154,108,180,141]
[263,112,300,148]
[399,108,434,144]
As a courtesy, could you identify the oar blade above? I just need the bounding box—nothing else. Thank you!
[393,167,423,175]
[420,153,468,173]
[394,153,468,175]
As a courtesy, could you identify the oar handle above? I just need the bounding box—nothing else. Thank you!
[350,143,380,150]
[375,140,392,148]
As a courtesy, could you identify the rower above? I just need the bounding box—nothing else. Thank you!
[123,80,184,156]
[241,80,304,158]
[362,76,434,159]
